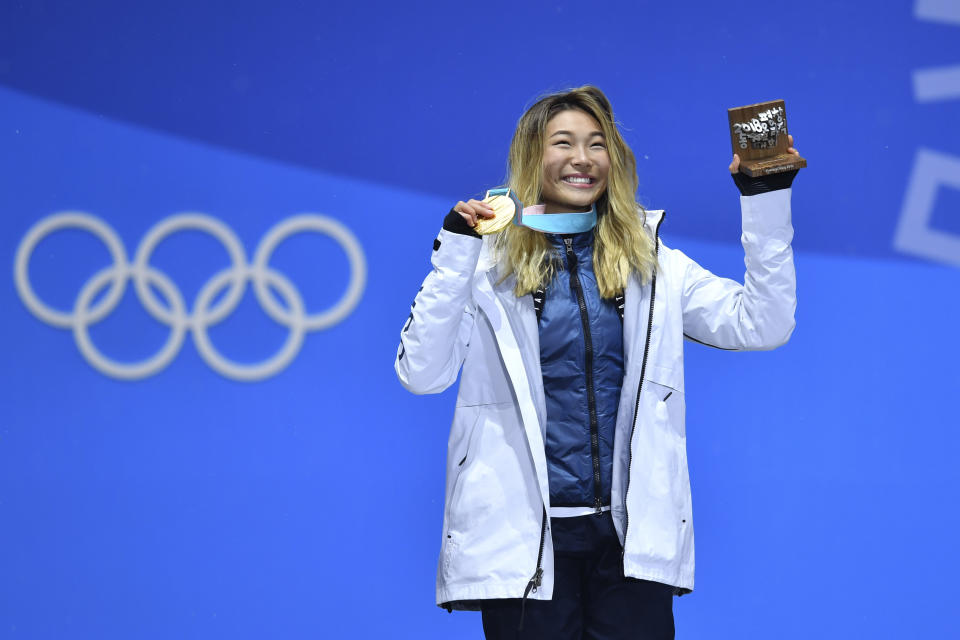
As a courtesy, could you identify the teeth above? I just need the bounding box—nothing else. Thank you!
[564,177,592,184]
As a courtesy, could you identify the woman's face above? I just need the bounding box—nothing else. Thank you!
[540,109,610,214]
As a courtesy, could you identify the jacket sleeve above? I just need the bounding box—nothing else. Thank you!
[394,228,484,394]
[675,187,796,351]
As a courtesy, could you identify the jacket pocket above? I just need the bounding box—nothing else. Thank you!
[645,367,685,441]
[446,405,484,510]
[628,367,691,552]
[442,403,529,573]
[446,406,510,537]
[441,407,482,581]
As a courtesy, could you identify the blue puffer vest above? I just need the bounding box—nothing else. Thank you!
[539,230,624,510]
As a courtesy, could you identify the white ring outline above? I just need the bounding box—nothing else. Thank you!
[252,214,367,331]
[14,211,367,381]
[14,212,128,328]
[193,267,306,381]
[133,213,248,327]
[74,265,188,380]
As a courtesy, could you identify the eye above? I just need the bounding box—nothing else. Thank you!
[553,140,571,146]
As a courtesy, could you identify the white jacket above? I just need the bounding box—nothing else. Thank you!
[395,188,796,608]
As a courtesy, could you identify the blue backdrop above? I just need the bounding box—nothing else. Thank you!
[1,1,959,638]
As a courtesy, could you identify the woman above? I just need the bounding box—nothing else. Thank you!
[395,86,798,639]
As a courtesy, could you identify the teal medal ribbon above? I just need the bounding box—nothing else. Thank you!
[486,188,597,234]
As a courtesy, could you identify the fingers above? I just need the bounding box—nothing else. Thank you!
[453,199,496,227]
[728,135,798,176]
[729,153,741,174]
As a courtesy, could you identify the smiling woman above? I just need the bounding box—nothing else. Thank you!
[395,85,800,640]
[496,87,658,300]
[540,110,610,214]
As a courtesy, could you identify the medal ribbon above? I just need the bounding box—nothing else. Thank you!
[487,188,598,234]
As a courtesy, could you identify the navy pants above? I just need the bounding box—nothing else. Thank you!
[481,512,675,640]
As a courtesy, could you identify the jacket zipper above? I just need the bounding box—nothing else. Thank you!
[519,506,547,630]
[563,237,604,515]
[622,214,665,573]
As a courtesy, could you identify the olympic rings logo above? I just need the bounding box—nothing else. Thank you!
[14,212,366,381]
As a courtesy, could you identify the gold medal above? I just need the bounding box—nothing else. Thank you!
[474,188,521,235]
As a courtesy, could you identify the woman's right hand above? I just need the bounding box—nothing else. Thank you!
[453,199,496,229]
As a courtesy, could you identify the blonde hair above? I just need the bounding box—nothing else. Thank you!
[494,86,657,298]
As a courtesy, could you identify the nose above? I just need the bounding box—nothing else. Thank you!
[571,143,591,167]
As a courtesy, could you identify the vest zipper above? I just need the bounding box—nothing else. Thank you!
[563,237,603,515]
[622,214,665,572]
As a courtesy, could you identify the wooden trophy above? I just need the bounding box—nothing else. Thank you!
[727,99,806,176]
